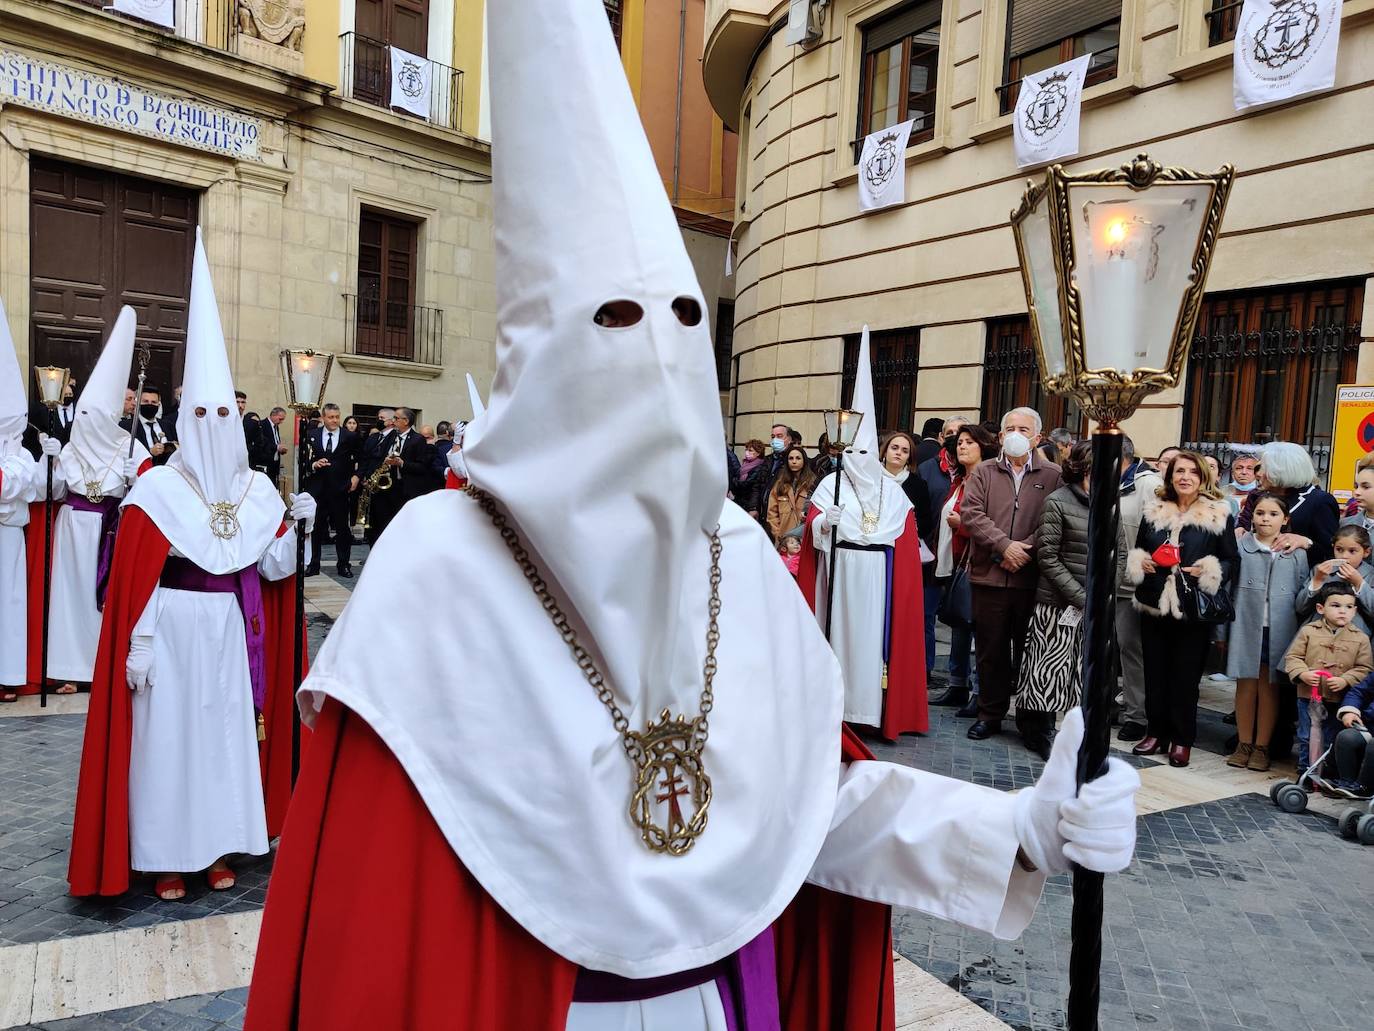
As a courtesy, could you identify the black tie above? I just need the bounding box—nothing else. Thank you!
[326,432,335,455]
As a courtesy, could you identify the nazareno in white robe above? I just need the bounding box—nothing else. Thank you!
[0,447,38,686]
[127,530,301,872]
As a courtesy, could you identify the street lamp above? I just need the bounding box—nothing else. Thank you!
[278,347,334,778]
[1011,153,1234,1031]
[33,366,70,709]
[821,406,864,640]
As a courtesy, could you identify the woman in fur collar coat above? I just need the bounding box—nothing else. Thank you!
[1126,451,1238,767]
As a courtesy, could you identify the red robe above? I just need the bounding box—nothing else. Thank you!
[245,703,895,1031]
[67,506,303,897]
[22,457,154,694]
[799,507,928,740]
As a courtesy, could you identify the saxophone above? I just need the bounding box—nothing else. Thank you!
[358,434,402,530]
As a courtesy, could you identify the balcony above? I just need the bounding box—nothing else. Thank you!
[339,32,464,132]
[70,0,239,53]
[702,0,776,128]
[343,292,443,368]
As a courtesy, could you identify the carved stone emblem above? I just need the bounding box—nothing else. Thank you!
[238,0,305,52]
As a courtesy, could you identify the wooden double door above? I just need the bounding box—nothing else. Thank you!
[29,157,198,403]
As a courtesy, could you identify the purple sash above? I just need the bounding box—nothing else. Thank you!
[159,556,269,710]
[573,928,779,1030]
[65,494,121,610]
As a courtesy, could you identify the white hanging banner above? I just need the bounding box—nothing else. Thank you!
[390,46,433,120]
[856,119,914,213]
[725,234,737,278]
[1233,0,1343,111]
[785,0,810,45]
[108,0,174,29]
[1012,54,1092,169]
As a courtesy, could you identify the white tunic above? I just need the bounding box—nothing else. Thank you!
[127,530,299,872]
[46,480,128,684]
[0,450,38,687]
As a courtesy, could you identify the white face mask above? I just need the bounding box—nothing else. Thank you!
[1002,431,1032,459]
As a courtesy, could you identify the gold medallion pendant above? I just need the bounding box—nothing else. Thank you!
[208,502,241,540]
[861,511,878,535]
[84,481,106,504]
[628,709,713,856]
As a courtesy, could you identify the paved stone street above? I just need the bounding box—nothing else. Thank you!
[3,544,1373,1029]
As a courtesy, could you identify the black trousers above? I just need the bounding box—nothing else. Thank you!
[313,491,353,569]
[1334,727,1374,791]
[973,585,1037,722]
[1139,614,1212,747]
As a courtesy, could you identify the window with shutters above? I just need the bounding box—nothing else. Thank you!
[1182,281,1363,481]
[714,301,736,393]
[998,0,1121,114]
[356,210,420,360]
[1203,0,1244,45]
[981,316,1085,434]
[605,1,624,49]
[855,1,942,162]
[840,327,921,435]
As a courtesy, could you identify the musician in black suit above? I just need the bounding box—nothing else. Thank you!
[304,403,361,577]
[364,407,435,544]
[118,387,178,467]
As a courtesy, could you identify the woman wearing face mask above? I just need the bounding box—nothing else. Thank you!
[1126,451,1239,767]
[767,445,816,541]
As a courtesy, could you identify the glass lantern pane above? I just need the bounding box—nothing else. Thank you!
[1068,181,1213,374]
[1018,199,1068,380]
[290,352,323,408]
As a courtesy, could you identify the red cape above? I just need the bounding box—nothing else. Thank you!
[246,703,895,1031]
[799,508,928,740]
[67,506,304,897]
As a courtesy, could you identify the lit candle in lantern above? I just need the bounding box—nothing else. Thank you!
[1082,205,1150,374]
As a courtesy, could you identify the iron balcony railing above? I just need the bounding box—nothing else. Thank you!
[73,0,239,53]
[1204,0,1244,46]
[339,32,464,132]
[343,292,444,366]
[995,43,1120,115]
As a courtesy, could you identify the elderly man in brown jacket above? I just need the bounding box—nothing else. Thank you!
[959,407,1064,743]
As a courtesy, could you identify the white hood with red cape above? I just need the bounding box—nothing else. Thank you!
[297,0,846,978]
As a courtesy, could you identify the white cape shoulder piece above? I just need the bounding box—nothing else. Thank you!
[300,491,844,977]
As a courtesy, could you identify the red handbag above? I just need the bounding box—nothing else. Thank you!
[1151,542,1181,568]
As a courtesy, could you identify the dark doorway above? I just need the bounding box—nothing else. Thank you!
[29,157,198,403]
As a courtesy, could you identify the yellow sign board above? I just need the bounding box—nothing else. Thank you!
[1328,384,1374,504]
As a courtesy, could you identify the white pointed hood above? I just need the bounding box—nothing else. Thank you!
[297,0,843,980]
[124,229,284,572]
[56,307,147,497]
[0,297,25,453]
[465,372,485,419]
[462,0,726,714]
[820,327,911,546]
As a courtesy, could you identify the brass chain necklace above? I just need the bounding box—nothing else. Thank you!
[173,467,255,541]
[842,467,884,536]
[74,448,122,504]
[464,483,721,857]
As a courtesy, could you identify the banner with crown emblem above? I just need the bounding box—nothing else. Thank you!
[857,119,914,213]
[1233,0,1343,111]
[1012,54,1091,170]
[390,46,433,120]
[108,0,174,29]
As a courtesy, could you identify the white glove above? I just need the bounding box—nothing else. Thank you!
[39,434,61,458]
[126,637,154,694]
[1014,708,1140,876]
[288,492,317,534]
[819,504,843,532]
[123,457,140,481]
[446,445,468,481]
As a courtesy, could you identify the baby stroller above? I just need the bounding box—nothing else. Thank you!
[1270,689,1374,845]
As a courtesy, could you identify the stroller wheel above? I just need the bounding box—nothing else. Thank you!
[1359,814,1374,846]
[1276,784,1308,814]
[1338,809,1362,840]
[1268,781,1286,804]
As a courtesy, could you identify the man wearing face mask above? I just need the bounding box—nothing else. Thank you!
[120,387,178,468]
[959,407,1064,749]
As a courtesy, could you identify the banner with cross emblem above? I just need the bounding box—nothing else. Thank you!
[856,118,914,213]
[109,0,174,29]
[389,46,433,120]
[1012,54,1092,170]
[1234,0,1343,111]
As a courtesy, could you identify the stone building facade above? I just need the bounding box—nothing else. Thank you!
[0,0,493,447]
[704,0,1374,472]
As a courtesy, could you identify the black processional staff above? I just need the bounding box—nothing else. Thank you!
[820,408,862,641]
[280,348,334,781]
[1008,154,1234,1030]
[33,365,71,709]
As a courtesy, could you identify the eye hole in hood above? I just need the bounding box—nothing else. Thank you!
[593,300,644,328]
[672,296,702,327]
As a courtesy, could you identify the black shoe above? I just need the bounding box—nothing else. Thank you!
[305,566,321,577]
[1025,735,1053,762]
[931,686,969,708]
[337,566,354,579]
[967,720,1001,741]
[955,698,980,719]
[1117,721,1147,743]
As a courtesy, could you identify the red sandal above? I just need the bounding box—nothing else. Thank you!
[154,874,187,901]
[207,862,236,891]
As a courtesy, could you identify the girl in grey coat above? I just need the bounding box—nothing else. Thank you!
[1225,492,1307,771]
